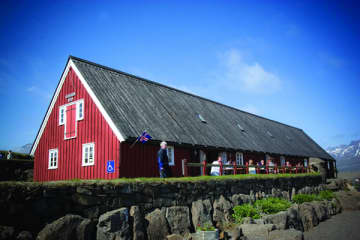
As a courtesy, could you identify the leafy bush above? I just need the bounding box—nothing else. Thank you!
[318,190,335,201]
[196,223,215,231]
[232,204,261,223]
[292,190,335,204]
[254,197,292,214]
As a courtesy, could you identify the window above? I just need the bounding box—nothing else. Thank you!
[48,149,58,169]
[76,100,84,121]
[280,156,285,166]
[59,106,66,125]
[304,158,308,167]
[197,114,207,123]
[221,152,227,163]
[82,143,95,166]
[167,146,175,166]
[237,123,245,132]
[236,152,244,165]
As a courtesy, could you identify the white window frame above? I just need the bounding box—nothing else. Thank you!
[236,152,244,165]
[304,158,308,167]
[82,142,95,166]
[59,106,66,125]
[221,152,227,163]
[280,156,286,166]
[167,146,175,166]
[48,148,58,169]
[76,99,84,121]
[59,99,84,140]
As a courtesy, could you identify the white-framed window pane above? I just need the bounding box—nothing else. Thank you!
[236,152,243,165]
[76,100,84,121]
[221,152,227,163]
[167,146,175,166]
[49,149,58,169]
[280,156,285,166]
[82,143,95,166]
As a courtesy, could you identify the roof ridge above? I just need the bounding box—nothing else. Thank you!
[69,55,303,131]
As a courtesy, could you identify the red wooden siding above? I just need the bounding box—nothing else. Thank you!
[119,142,191,178]
[34,67,120,181]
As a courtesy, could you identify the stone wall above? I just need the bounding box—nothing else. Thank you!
[0,175,322,237]
[0,159,33,181]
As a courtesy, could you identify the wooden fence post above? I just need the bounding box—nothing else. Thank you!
[202,160,207,176]
[219,161,223,176]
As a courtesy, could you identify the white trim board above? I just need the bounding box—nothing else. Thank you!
[30,58,125,155]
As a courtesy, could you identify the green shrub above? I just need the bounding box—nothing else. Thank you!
[292,194,317,204]
[292,190,335,204]
[232,204,261,223]
[318,190,335,201]
[254,197,292,214]
[196,223,215,231]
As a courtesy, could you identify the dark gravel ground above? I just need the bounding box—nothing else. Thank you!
[304,211,360,240]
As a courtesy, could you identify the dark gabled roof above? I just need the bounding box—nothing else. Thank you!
[71,56,334,160]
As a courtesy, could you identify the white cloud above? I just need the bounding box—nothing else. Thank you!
[221,49,281,94]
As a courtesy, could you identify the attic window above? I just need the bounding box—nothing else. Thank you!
[197,114,207,123]
[267,131,274,138]
[237,123,245,132]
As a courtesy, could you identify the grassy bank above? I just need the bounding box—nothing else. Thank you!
[0,172,320,187]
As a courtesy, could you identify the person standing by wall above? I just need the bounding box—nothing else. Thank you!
[157,141,172,178]
[7,150,12,160]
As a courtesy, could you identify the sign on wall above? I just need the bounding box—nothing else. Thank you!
[107,160,115,173]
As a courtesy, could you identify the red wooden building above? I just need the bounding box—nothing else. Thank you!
[30,56,334,181]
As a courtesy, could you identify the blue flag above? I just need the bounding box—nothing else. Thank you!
[137,131,152,143]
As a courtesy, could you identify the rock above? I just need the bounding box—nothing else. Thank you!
[312,201,328,222]
[232,194,249,206]
[286,205,303,231]
[166,234,184,240]
[72,193,99,206]
[145,208,169,240]
[165,206,191,235]
[242,217,256,224]
[0,226,15,240]
[298,203,319,231]
[213,195,233,228]
[191,199,213,228]
[262,211,288,230]
[331,198,342,213]
[97,208,131,240]
[76,219,96,240]
[130,206,145,240]
[291,188,296,200]
[16,231,33,240]
[282,191,290,201]
[239,224,275,239]
[268,229,303,240]
[224,227,242,240]
[36,214,84,240]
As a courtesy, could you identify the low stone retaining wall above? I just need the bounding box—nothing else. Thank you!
[0,175,322,239]
[0,159,33,181]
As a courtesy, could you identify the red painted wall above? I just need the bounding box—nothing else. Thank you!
[34,67,120,181]
[119,142,191,178]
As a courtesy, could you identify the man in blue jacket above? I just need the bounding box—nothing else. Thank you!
[157,141,171,178]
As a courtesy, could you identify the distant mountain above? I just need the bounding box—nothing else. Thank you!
[326,140,360,172]
[14,143,33,154]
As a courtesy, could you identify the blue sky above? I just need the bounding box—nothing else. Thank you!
[0,0,359,151]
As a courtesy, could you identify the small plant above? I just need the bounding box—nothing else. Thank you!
[232,204,261,223]
[254,197,291,214]
[292,190,335,204]
[318,190,335,201]
[196,223,216,231]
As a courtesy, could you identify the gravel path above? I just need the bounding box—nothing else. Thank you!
[304,211,360,240]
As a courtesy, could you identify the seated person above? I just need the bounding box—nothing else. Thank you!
[285,161,292,172]
[267,159,275,173]
[210,156,222,176]
[248,159,256,174]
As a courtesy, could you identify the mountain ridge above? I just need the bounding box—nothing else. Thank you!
[326,139,360,172]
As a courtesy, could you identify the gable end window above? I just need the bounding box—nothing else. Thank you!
[59,106,66,125]
[48,149,58,169]
[82,143,95,166]
[76,100,84,121]
[167,146,175,166]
